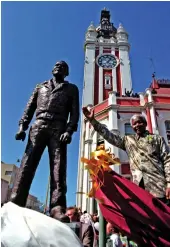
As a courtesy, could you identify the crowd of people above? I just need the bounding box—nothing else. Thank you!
[50,206,98,247]
[49,205,138,247]
[2,201,138,247]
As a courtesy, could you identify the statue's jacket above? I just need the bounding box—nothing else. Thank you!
[19,80,79,134]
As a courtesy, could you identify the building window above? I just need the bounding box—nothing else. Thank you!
[106,78,110,85]
[165,120,170,144]
[5,171,12,176]
[104,74,112,89]
[125,123,135,135]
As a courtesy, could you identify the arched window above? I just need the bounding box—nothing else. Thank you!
[125,123,135,135]
[165,120,170,144]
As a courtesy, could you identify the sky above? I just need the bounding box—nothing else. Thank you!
[2,1,170,206]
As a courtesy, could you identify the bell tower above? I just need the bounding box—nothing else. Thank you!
[76,9,133,212]
[83,8,132,107]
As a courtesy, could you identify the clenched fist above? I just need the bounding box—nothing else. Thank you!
[15,131,26,141]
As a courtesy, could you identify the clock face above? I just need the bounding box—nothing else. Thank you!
[97,54,118,69]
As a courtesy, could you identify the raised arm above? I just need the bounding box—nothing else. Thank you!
[82,107,126,150]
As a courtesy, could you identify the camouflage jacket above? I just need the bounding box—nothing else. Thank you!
[91,119,170,198]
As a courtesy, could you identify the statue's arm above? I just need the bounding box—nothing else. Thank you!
[66,85,80,135]
[19,86,38,131]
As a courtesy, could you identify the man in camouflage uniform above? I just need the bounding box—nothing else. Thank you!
[82,107,170,204]
[11,61,79,211]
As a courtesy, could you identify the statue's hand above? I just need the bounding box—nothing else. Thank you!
[15,131,26,141]
[60,132,72,144]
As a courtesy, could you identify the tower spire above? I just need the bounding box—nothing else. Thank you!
[97,9,117,39]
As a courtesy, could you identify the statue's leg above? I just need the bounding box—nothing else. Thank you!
[11,126,47,207]
[47,132,67,211]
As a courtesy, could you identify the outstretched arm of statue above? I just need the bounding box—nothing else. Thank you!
[82,106,126,151]
[15,86,38,141]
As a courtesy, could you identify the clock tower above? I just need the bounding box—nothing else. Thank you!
[76,9,133,212]
[82,8,132,106]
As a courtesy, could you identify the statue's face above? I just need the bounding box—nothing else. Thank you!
[52,61,67,77]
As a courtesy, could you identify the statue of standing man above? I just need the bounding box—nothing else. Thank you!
[11,61,79,213]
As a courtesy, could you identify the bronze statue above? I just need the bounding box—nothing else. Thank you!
[11,61,79,211]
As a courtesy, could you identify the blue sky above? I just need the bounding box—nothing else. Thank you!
[2,1,170,206]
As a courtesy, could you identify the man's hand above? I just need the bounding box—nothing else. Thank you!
[166,187,170,199]
[82,106,94,121]
[60,132,72,144]
[15,131,26,141]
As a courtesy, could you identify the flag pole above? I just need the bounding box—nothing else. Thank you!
[99,207,106,247]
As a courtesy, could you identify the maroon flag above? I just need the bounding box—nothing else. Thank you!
[95,170,170,247]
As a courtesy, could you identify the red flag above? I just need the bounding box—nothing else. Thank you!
[95,170,170,247]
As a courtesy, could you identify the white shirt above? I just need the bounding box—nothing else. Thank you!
[110,234,123,247]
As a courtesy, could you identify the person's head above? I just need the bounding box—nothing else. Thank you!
[106,222,120,235]
[80,212,92,224]
[52,61,69,79]
[106,222,113,235]
[66,207,80,222]
[78,208,82,216]
[92,214,99,223]
[50,206,70,223]
[57,214,70,223]
[130,114,147,136]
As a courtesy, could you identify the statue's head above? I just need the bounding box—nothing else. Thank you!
[52,61,69,78]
